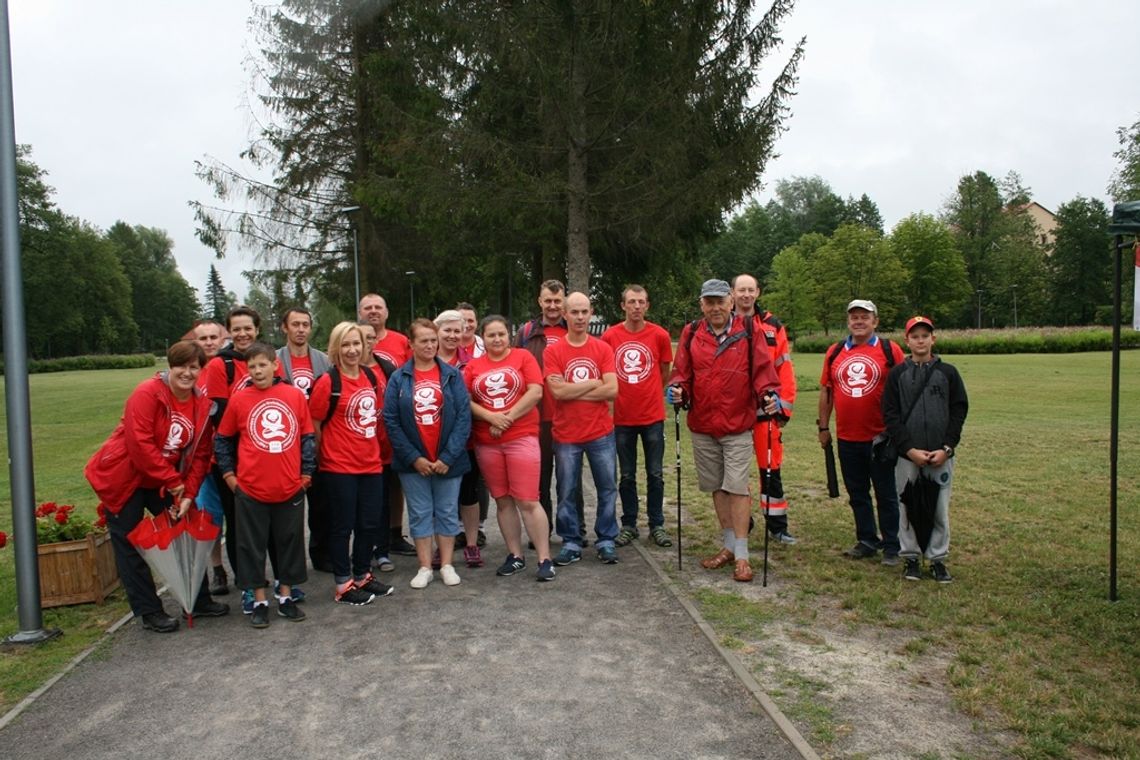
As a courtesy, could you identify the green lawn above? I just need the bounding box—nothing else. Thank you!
[679,350,1140,758]
[0,367,155,711]
[1,356,1138,758]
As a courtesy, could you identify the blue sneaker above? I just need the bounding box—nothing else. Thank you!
[241,589,254,615]
[597,546,619,564]
[275,581,306,603]
[553,548,581,566]
[536,559,556,582]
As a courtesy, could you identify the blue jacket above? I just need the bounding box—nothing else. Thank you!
[382,357,472,477]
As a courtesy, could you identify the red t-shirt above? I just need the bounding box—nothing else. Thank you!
[464,349,543,445]
[820,336,906,442]
[373,330,410,367]
[309,370,383,475]
[288,352,315,398]
[217,382,314,503]
[543,336,615,444]
[412,365,444,460]
[600,321,673,426]
[537,323,568,421]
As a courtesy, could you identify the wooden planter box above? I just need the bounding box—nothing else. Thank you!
[37,531,120,608]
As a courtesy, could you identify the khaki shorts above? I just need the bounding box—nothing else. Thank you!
[690,431,753,496]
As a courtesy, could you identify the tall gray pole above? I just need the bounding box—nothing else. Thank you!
[0,0,60,644]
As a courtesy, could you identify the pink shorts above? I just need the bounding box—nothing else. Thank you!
[475,435,540,502]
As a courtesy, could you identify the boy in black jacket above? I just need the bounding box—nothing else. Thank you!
[881,317,968,583]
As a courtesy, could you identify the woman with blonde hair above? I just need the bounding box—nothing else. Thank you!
[308,321,393,605]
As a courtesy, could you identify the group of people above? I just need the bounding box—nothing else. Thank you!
[84,273,968,634]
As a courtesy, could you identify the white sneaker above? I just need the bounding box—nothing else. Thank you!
[440,564,461,586]
[410,567,434,589]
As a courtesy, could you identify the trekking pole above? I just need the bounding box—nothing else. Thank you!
[674,403,683,570]
[762,410,774,588]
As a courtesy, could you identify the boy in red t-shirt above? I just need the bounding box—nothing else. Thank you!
[216,343,316,628]
[817,300,906,564]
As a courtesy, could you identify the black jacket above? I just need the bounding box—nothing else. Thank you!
[881,356,968,454]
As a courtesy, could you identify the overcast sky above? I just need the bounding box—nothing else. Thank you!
[9,1,1139,304]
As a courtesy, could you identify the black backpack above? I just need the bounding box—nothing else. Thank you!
[322,365,380,425]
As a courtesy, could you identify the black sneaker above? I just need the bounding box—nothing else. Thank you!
[930,562,953,584]
[391,536,417,556]
[496,554,526,576]
[844,542,878,559]
[186,599,230,618]
[904,558,922,581]
[356,574,395,598]
[335,582,375,606]
[277,598,306,622]
[140,611,178,633]
[536,559,556,582]
[477,529,487,547]
[250,604,270,628]
[209,566,229,596]
[881,552,900,567]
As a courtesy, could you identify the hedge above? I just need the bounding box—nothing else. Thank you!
[0,353,157,375]
[792,327,1140,355]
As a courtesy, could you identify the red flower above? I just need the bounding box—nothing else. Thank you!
[54,511,68,525]
[0,531,7,548]
[58,504,75,515]
[36,502,56,517]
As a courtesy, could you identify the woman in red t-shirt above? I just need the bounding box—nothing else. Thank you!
[464,316,554,581]
[309,322,393,606]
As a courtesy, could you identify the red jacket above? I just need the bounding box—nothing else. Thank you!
[669,315,780,437]
[85,374,214,512]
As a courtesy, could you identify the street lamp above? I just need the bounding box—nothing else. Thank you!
[339,206,361,306]
[976,288,984,329]
[1011,285,1019,329]
[405,270,416,324]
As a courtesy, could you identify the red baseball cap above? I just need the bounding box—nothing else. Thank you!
[905,316,935,334]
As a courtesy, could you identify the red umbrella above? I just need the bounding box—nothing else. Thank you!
[127,505,220,627]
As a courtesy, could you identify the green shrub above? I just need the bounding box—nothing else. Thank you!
[0,353,156,375]
[793,327,1140,354]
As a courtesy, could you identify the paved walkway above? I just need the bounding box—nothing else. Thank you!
[3,529,805,759]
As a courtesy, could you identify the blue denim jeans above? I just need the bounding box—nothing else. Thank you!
[398,472,462,540]
[615,422,665,531]
[837,439,900,554]
[554,432,618,551]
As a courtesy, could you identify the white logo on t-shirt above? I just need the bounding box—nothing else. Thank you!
[247,398,298,453]
[616,341,654,385]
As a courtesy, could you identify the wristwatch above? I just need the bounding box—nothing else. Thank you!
[942,445,955,457]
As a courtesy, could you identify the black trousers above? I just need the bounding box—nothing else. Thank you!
[107,487,211,617]
[234,487,308,590]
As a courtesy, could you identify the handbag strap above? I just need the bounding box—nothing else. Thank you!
[899,362,937,425]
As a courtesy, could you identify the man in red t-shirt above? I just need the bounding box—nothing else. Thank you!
[818,299,906,564]
[601,285,673,549]
[357,292,416,557]
[544,292,620,566]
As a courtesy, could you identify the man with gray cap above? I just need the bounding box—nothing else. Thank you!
[817,299,905,564]
[667,279,781,582]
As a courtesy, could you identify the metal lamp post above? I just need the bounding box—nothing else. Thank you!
[1106,200,1140,602]
[976,288,985,329]
[405,271,416,324]
[1011,284,1019,329]
[339,206,361,306]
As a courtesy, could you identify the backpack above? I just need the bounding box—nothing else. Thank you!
[323,365,379,425]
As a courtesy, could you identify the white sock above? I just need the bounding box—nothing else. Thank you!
[734,537,749,560]
[275,594,290,605]
[254,600,269,608]
[723,529,735,550]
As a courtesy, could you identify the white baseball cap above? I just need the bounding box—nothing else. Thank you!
[846,299,877,315]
